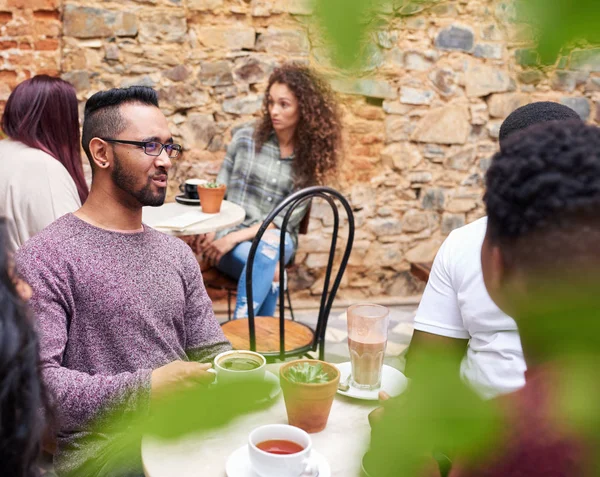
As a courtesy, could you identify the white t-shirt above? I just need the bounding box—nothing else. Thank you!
[413,217,526,399]
[0,139,81,253]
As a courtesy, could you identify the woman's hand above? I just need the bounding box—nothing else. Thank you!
[203,234,237,266]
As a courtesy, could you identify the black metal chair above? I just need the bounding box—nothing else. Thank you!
[221,186,354,361]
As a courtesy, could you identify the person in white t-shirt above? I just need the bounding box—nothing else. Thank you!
[407,101,582,399]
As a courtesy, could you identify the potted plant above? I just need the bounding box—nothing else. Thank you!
[280,359,340,433]
[197,180,226,213]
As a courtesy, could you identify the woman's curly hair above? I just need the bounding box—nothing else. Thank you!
[254,63,341,189]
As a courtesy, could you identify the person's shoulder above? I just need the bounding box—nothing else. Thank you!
[146,228,197,259]
[0,139,74,180]
[444,216,488,249]
[16,215,78,264]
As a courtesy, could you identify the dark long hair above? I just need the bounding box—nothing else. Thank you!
[254,64,341,189]
[0,218,46,477]
[2,75,89,203]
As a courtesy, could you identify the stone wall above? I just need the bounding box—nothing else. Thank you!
[1,0,599,303]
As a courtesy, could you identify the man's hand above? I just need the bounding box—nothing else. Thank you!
[150,361,215,400]
[203,234,237,266]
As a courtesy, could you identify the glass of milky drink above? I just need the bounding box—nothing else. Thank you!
[347,304,390,390]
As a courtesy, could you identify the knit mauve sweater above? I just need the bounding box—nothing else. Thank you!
[16,213,231,474]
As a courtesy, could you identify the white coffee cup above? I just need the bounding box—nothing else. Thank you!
[209,350,266,385]
[248,424,318,477]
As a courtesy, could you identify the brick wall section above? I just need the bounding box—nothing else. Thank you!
[0,0,62,109]
[2,0,600,301]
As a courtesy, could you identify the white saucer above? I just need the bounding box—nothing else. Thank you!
[175,194,200,206]
[226,445,331,477]
[334,362,408,401]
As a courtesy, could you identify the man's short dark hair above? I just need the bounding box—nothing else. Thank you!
[81,86,159,163]
[485,121,600,271]
[499,102,581,149]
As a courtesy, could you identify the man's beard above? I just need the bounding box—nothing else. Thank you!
[112,152,166,207]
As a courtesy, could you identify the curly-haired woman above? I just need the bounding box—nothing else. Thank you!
[201,63,342,318]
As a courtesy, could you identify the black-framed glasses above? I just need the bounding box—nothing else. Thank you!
[101,138,182,159]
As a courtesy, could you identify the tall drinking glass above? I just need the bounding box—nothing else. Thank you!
[347,304,390,390]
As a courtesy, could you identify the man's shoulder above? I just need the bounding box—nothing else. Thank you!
[16,215,78,265]
[446,216,487,244]
[436,217,487,275]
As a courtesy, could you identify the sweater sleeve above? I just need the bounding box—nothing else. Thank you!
[180,246,232,362]
[15,246,152,433]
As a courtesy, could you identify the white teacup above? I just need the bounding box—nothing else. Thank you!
[209,350,266,385]
[248,424,318,477]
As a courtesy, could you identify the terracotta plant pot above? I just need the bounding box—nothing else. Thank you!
[197,184,226,213]
[280,359,340,434]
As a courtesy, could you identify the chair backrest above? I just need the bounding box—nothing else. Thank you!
[245,186,355,360]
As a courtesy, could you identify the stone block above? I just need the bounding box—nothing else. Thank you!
[368,217,403,237]
[445,146,476,171]
[405,238,443,264]
[560,97,591,121]
[222,94,264,115]
[408,171,432,184]
[584,77,600,93]
[255,27,309,56]
[188,0,223,11]
[470,103,488,126]
[515,48,539,67]
[465,63,512,97]
[181,113,216,150]
[233,55,276,84]
[376,30,398,49]
[551,71,577,92]
[382,100,414,115]
[429,69,457,97]
[138,11,187,44]
[400,87,434,105]
[441,213,465,234]
[404,51,433,71]
[435,25,474,52]
[7,0,59,8]
[196,25,256,50]
[198,61,233,86]
[381,143,421,171]
[411,105,470,145]
[518,70,544,85]
[402,210,429,233]
[421,187,445,210]
[158,84,210,112]
[473,43,503,60]
[105,43,120,61]
[305,253,330,269]
[385,116,413,142]
[63,5,137,39]
[163,65,191,82]
[570,48,600,72]
[423,144,446,162]
[487,92,530,118]
[61,70,90,92]
[331,78,397,100]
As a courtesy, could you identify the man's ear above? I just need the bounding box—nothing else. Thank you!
[88,138,111,170]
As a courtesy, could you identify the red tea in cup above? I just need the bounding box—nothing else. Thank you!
[256,439,304,455]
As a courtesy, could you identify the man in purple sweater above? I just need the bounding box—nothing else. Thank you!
[16,86,231,475]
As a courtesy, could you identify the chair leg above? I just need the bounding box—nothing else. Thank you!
[227,290,232,321]
[286,287,295,321]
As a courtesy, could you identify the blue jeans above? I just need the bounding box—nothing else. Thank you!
[217,231,295,319]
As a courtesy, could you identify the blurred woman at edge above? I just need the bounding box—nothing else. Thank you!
[0,75,88,253]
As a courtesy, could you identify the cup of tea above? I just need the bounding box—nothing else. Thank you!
[347,304,390,390]
[210,350,266,384]
[248,424,318,477]
[179,178,206,199]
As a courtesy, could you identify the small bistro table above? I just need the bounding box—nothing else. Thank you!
[141,363,377,477]
[142,200,246,236]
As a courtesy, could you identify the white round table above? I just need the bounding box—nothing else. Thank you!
[142,364,377,477]
[142,200,246,236]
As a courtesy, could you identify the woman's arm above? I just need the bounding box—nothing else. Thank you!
[203,223,276,265]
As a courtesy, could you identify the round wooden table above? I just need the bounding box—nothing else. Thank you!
[142,364,376,477]
[142,200,246,236]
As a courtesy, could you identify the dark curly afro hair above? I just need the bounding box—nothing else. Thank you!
[485,120,600,271]
[499,101,581,151]
[254,63,341,189]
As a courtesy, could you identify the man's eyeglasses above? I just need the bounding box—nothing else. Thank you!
[101,138,182,159]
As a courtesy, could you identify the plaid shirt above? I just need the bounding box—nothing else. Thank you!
[215,127,309,250]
